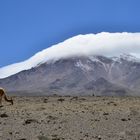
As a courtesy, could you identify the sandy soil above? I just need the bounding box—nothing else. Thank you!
[0,96,140,140]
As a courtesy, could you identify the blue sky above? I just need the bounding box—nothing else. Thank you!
[0,0,140,67]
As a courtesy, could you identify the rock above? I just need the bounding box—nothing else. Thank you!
[57,98,65,102]
[0,113,8,118]
[121,118,127,121]
[24,119,38,125]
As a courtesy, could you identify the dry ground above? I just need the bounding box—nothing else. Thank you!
[0,96,140,140]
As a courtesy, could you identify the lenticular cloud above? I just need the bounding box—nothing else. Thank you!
[1,32,140,79]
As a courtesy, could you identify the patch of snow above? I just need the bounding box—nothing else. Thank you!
[75,60,92,71]
[112,53,140,63]
[89,56,100,63]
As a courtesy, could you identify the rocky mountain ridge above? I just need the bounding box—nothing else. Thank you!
[0,54,140,96]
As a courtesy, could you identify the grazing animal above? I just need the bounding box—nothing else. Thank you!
[0,88,13,106]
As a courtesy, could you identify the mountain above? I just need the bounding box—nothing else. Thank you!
[1,32,140,96]
[1,32,140,79]
[0,54,140,96]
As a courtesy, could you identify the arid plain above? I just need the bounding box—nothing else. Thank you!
[0,96,140,140]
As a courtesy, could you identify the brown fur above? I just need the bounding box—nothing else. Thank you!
[0,88,13,106]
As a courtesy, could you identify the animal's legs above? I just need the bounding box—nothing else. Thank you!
[0,96,3,107]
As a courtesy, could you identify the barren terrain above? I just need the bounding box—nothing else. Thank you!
[0,96,140,140]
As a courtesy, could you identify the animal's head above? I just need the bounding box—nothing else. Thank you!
[10,98,14,105]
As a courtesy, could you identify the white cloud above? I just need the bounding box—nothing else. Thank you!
[1,32,140,79]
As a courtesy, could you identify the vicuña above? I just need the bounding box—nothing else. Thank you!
[0,88,13,106]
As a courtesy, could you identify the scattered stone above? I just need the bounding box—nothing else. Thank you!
[95,119,100,122]
[52,138,60,140]
[52,134,58,137]
[47,115,57,120]
[95,135,102,140]
[84,133,89,137]
[24,119,38,125]
[9,132,12,135]
[15,132,19,134]
[103,112,109,115]
[57,98,65,102]
[121,118,127,121]
[128,118,131,120]
[43,98,48,103]
[0,113,8,118]
[107,101,115,105]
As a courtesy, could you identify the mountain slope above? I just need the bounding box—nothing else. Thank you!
[1,32,140,96]
[0,55,140,96]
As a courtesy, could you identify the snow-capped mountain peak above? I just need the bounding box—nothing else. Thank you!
[1,32,140,79]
